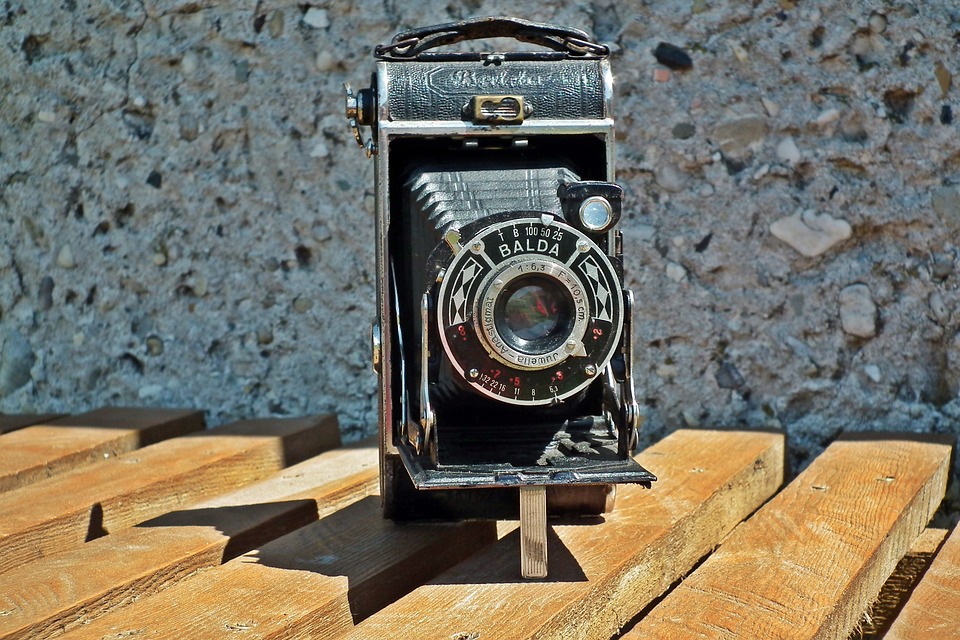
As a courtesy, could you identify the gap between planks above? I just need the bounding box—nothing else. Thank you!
[0,414,340,575]
[0,414,64,435]
[852,527,949,639]
[0,408,204,493]
[0,439,379,640]
[340,428,785,640]
[885,523,960,638]
[622,434,953,640]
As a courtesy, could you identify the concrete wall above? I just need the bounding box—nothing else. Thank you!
[2,1,958,479]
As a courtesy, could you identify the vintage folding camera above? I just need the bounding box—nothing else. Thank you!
[346,17,655,577]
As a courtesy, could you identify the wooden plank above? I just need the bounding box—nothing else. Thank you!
[624,435,953,640]
[0,440,378,640]
[341,429,785,640]
[0,414,64,435]
[885,525,960,638]
[0,415,340,575]
[857,527,949,638]
[58,497,500,640]
[0,408,204,492]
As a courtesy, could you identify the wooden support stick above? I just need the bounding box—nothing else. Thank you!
[519,485,548,579]
[342,429,785,640]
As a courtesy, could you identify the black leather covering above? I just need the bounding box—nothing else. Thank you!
[384,59,606,121]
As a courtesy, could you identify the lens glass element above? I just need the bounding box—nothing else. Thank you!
[496,275,573,354]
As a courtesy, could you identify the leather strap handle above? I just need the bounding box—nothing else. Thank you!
[374,16,608,59]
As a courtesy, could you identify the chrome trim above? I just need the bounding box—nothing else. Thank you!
[418,292,435,455]
[378,118,614,137]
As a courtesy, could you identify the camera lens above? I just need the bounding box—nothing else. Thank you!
[472,255,589,373]
[495,275,574,354]
[437,216,625,402]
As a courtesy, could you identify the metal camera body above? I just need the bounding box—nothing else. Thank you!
[346,18,655,572]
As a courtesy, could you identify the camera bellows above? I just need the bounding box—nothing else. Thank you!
[406,165,579,235]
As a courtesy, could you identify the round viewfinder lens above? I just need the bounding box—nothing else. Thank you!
[579,197,613,231]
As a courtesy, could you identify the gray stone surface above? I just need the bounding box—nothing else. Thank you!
[0,329,36,396]
[1,1,959,516]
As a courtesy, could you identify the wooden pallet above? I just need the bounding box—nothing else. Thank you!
[0,410,955,639]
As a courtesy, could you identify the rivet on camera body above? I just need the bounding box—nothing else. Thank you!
[346,16,656,579]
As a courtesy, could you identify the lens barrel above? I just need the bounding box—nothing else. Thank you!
[497,275,574,350]
[436,214,623,406]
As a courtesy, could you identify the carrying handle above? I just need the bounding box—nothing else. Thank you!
[374,16,609,59]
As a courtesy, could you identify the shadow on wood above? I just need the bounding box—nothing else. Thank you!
[137,500,321,562]
[250,495,505,623]
[0,414,340,575]
[61,494,501,639]
[439,526,588,584]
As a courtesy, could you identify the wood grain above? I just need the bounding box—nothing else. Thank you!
[0,414,64,435]
[0,415,339,575]
[342,428,785,640]
[0,408,204,492]
[58,497,500,640]
[625,436,952,640]
[0,440,378,640]
[885,524,960,638]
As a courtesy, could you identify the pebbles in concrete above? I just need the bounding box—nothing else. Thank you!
[932,186,960,232]
[713,115,768,159]
[839,284,878,339]
[770,211,852,257]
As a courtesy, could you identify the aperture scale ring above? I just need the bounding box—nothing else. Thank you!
[436,215,623,406]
